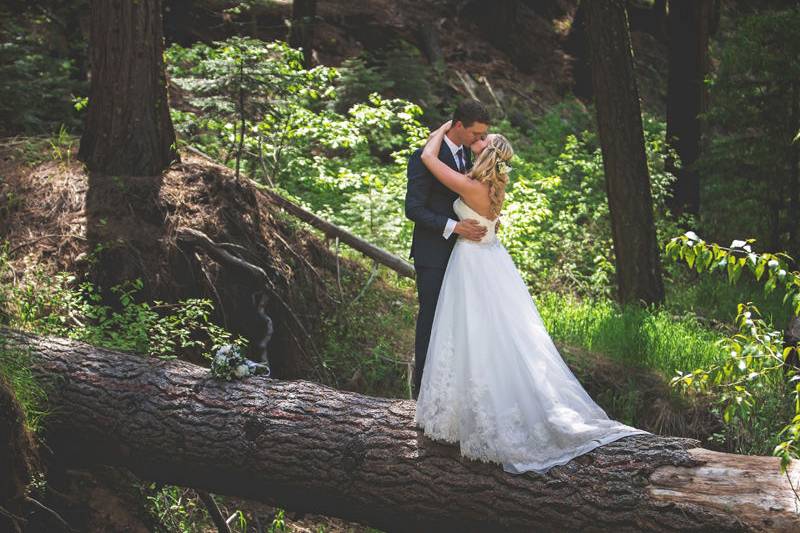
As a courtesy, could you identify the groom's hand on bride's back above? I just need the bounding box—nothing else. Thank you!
[454,219,487,241]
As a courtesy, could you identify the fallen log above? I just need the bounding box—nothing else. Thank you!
[185,146,416,279]
[4,328,800,532]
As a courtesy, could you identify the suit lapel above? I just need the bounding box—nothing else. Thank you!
[434,141,459,198]
[438,141,458,171]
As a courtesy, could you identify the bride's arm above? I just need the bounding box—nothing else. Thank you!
[421,123,482,197]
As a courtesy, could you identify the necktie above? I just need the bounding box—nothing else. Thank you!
[455,147,465,173]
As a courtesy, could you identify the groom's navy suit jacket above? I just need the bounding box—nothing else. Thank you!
[405,142,472,269]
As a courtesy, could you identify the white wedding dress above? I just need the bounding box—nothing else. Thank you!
[414,197,649,474]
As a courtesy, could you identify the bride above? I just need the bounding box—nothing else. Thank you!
[413,121,649,475]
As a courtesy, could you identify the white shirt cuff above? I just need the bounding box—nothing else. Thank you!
[443,218,457,239]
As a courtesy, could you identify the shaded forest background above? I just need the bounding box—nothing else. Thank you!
[2,0,800,531]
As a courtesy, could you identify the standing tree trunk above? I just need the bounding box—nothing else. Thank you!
[665,0,712,217]
[586,0,665,306]
[78,0,177,176]
[653,0,667,38]
[654,0,667,18]
[288,0,317,68]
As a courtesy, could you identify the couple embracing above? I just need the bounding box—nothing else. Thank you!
[405,100,648,475]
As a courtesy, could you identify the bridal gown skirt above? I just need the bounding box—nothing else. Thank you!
[414,236,649,475]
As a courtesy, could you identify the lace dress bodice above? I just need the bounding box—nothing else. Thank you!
[453,197,498,244]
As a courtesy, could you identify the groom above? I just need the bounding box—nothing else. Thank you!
[405,99,491,400]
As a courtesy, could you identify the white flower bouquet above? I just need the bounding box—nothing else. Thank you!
[210,344,269,380]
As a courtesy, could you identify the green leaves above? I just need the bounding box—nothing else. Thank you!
[167,38,341,178]
[666,233,800,315]
[0,248,244,361]
[666,233,800,466]
[0,12,87,135]
[166,39,432,255]
[670,292,799,467]
[498,105,678,294]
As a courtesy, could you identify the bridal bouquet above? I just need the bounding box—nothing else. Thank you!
[211,344,251,380]
[211,344,270,380]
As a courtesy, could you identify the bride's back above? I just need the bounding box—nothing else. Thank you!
[460,180,502,220]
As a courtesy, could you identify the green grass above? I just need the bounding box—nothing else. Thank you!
[317,253,775,401]
[533,275,798,456]
[535,291,726,378]
[0,343,47,432]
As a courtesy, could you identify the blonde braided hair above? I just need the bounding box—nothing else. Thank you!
[467,134,514,217]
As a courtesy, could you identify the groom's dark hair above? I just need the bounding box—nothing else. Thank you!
[452,99,490,128]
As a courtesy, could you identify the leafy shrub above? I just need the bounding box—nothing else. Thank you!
[335,40,443,122]
[667,232,800,464]
[0,249,245,361]
[168,38,427,255]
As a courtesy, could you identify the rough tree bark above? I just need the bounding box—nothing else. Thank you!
[4,328,800,532]
[78,0,177,176]
[665,0,712,217]
[586,0,665,306]
[288,0,317,68]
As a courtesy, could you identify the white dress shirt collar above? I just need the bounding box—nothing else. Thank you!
[443,133,463,159]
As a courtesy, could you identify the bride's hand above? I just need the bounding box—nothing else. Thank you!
[427,120,453,142]
[422,120,452,161]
